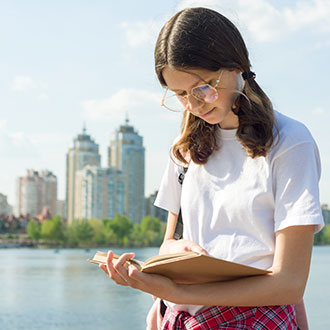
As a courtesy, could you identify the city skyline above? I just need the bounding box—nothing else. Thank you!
[1,0,329,207]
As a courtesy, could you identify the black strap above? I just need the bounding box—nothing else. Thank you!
[173,209,184,240]
[242,71,256,80]
[160,299,167,317]
[173,167,188,240]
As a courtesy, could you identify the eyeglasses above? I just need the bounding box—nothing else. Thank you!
[161,71,224,112]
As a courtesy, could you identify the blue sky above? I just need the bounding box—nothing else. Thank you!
[0,0,329,208]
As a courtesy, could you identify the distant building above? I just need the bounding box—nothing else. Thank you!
[145,191,167,222]
[75,165,125,220]
[66,126,101,224]
[0,193,12,216]
[16,170,57,217]
[108,118,145,223]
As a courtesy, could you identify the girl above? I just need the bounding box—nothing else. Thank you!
[100,7,324,329]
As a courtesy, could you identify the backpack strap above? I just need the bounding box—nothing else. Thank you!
[173,167,188,240]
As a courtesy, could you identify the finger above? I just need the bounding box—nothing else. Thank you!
[99,263,109,275]
[114,252,135,270]
[114,253,136,282]
[106,251,128,286]
[106,250,115,273]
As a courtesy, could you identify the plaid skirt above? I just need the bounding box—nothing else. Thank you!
[161,305,297,330]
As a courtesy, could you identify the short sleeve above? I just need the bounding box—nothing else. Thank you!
[154,156,183,215]
[272,141,324,233]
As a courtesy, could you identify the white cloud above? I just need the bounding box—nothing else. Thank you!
[0,122,71,204]
[38,93,49,100]
[120,20,162,48]
[312,106,326,116]
[11,75,49,97]
[175,0,330,42]
[312,39,330,50]
[82,88,162,121]
[0,119,6,129]
[0,121,38,159]
[283,0,330,31]
[176,0,221,11]
[0,122,69,160]
[11,75,37,91]
[235,0,285,42]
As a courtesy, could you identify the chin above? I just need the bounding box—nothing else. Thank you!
[207,120,221,126]
[199,116,221,126]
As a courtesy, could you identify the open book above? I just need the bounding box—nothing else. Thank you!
[88,251,271,284]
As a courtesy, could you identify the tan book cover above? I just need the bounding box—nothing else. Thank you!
[88,251,271,284]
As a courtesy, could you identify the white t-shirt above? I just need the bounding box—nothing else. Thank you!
[154,111,324,315]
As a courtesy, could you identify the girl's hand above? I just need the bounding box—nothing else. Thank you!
[161,212,208,256]
[99,250,179,301]
[99,251,136,286]
[160,238,209,256]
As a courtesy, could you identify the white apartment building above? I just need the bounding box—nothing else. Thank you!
[75,165,125,220]
[108,118,145,223]
[16,170,57,217]
[66,127,101,223]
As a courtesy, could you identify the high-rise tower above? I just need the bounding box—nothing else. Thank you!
[66,126,100,223]
[108,118,145,223]
[75,165,125,220]
[16,170,57,217]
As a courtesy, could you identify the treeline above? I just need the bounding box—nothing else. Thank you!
[8,215,330,247]
[26,215,166,248]
[314,224,330,245]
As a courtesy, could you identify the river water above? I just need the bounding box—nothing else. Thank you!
[0,246,329,330]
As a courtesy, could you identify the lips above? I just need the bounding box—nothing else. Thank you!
[199,108,215,118]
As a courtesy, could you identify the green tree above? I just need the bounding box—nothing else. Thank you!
[314,224,330,245]
[40,216,63,244]
[88,218,106,245]
[322,225,330,244]
[138,216,164,246]
[27,219,41,241]
[130,223,145,247]
[106,214,133,245]
[75,221,94,247]
[140,216,161,234]
[63,222,79,247]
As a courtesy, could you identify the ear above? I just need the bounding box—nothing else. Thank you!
[236,72,245,92]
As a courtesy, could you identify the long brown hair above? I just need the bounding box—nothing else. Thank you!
[154,7,276,164]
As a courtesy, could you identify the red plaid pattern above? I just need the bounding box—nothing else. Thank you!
[161,305,297,329]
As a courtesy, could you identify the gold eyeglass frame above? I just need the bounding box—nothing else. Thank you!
[161,70,224,112]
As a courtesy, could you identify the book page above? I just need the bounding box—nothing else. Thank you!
[87,251,142,270]
[143,251,199,267]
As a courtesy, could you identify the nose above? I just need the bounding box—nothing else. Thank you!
[186,95,204,113]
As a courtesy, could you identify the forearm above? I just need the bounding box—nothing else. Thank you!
[167,226,314,307]
[172,270,305,307]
